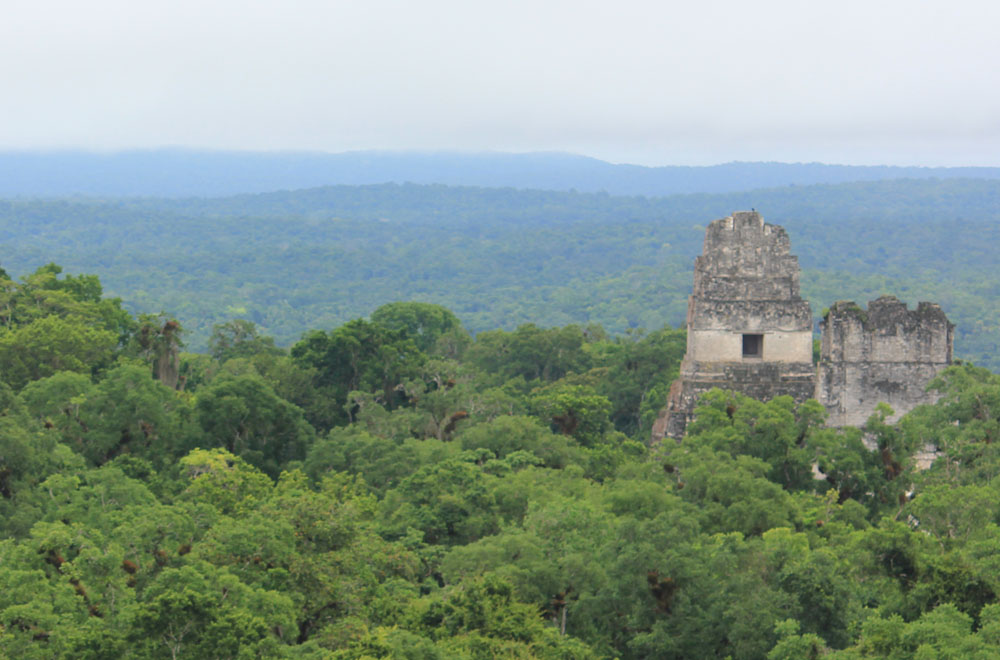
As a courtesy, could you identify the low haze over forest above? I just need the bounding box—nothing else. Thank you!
[2,150,1000,197]
[0,155,997,368]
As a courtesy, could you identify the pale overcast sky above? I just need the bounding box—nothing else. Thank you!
[2,0,997,166]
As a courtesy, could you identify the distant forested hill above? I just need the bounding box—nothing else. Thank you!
[0,178,998,368]
[2,149,1000,197]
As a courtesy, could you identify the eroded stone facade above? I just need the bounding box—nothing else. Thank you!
[653,211,955,442]
[655,211,815,440]
[816,296,954,427]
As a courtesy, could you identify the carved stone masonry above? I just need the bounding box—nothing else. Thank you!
[652,211,954,442]
[816,296,954,427]
[654,211,815,440]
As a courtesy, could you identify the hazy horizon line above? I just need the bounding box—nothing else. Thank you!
[2,146,999,171]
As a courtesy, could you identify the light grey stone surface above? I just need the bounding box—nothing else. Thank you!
[656,211,814,441]
[652,212,954,443]
[816,296,954,427]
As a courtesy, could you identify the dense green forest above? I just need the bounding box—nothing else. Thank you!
[1,177,998,368]
[3,267,1000,658]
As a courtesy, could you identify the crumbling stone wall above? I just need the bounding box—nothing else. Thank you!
[654,211,815,440]
[653,212,956,442]
[816,296,954,427]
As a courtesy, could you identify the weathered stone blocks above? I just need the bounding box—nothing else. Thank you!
[816,296,954,427]
[653,211,955,442]
[656,211,815,440]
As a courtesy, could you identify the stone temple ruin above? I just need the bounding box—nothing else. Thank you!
[817,296,953,427]
[654,210,954,441]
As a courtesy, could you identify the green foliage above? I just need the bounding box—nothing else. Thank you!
[127,314,185,389]
[0,315,117,390]
[292,318,425,430]
[0,380,84,525]
[684,391,822,491]
[3,179,1000,372]
[195,373,314,477]
[209,319,283,364]
[467,324,594,387]
[828,603,1000,659]
[304,426,463,493]
[405,574,599,659]
[128,562,296,659]
[530,384,612,448]
[371,301,469,356]
[903,364,1000,486]
[380,458,501,546]
[82,364,193,466]
[180,448,274,516]
[768,619,827,660]
[458,415,580,469]
[593,326,687,437]
[6,260,1000,658]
